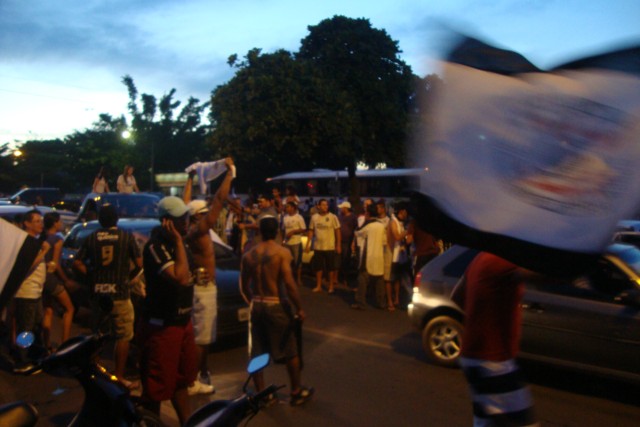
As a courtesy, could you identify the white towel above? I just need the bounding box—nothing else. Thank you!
[185,160,235,195]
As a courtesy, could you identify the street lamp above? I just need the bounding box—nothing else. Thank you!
[13,149,22,166]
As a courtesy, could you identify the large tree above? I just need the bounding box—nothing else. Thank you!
[210,16,415,196]
[210,49,355,189]
[122,76,212,190]
[63,113,134,192]
[298,16,415,175]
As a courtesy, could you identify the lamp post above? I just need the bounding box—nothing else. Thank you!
[12,149,22,166]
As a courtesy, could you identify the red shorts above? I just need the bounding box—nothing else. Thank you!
[139,320,198,401]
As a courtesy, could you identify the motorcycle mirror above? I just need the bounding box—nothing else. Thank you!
[247,353,270,375]
[16,331,35,349]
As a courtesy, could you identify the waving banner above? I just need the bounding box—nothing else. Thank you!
[0,218,41,311]
[411,37,640,276]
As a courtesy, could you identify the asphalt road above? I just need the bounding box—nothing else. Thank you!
[1,279,639,426]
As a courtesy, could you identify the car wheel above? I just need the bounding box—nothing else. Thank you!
[422,315,463,368]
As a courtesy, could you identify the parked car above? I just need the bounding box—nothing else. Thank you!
[62,218,249,338]
[612,231,640,249]
[408,244,640,384]
[0,204,76,232]
[76,192,161,222]
[1,187,64,207]
[616,219,640,232]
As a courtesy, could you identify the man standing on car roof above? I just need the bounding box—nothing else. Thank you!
[451,251,539,427]
[73,204,142,389]
[182,157,235,396]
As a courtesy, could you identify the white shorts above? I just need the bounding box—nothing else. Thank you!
[192,281,218,345]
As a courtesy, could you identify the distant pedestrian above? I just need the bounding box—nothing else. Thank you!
[285,185,300,206]
[282,201,306,286]
[351,203,386,310]
[337,201,357,288]
[408,219,442,277]
[306,199,341,294]
[117,165,139,193]
[386,202,411,310]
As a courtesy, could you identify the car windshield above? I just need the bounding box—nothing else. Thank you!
[100,195,159,218]
[613,245,640,276]
[64,223,100,249]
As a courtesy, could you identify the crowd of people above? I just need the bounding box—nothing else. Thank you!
[2,159,448,425]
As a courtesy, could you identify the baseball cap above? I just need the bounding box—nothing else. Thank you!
[188,199,209,215]
[338,201,351,209]
[158,196,190,218]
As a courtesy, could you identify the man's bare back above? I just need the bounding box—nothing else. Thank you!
[241,238,304,320]
[243,240,292,298]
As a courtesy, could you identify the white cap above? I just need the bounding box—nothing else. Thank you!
[338,201,351,209]
[187,199,209,215]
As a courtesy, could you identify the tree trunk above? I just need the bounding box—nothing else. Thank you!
[347,162,362,214]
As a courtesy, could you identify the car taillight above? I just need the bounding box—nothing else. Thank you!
[413,271,422,292]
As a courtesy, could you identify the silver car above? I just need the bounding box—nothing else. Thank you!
[408,244,640,384]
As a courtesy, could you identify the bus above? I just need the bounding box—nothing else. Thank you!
[266,168,426,208]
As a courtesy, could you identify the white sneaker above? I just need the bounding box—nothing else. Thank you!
[198,371,211,385]
[187,380,215,396]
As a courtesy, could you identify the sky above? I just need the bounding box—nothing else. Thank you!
[1,0,638,146]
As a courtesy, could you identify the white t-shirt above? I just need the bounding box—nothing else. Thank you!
[117,174,136,193]
[14,262,45,299]
[309,212,340,251]
[283,213,306,245]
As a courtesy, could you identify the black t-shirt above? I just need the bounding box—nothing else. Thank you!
[142,227,195,326]
[76,227,140,300]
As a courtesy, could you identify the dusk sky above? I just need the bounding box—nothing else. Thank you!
[1,0,638,146]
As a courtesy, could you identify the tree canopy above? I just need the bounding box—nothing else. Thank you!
[210,15,417,192]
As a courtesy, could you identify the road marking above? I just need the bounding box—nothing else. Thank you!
[305,326,392,350]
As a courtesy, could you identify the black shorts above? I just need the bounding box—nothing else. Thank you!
[390,262,411,282]
[312,250,339,273]
[250,302,297,363]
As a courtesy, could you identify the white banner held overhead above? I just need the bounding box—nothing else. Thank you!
[418,59,640,254]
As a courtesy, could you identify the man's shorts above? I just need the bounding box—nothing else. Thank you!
[312,249,339,273]
[43,276,65,297]
[390,262,411,283]
[250,301,297,363]
[285,243,303,269]
[91,298,135,342]
[192,281,218,345]
[14,298,43,333]
[140,320,198,402]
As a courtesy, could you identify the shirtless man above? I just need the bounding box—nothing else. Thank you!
[240,216,314,406]
[182,157,235,394]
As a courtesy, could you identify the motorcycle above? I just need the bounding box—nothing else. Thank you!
[7,330,163,427]
[184,353,284,427]
[3,335,282,427]
[3,295,163,427]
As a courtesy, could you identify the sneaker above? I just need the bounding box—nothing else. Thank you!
[290,386,314,406]
[197,371,211,385]
[188,380,216,396]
